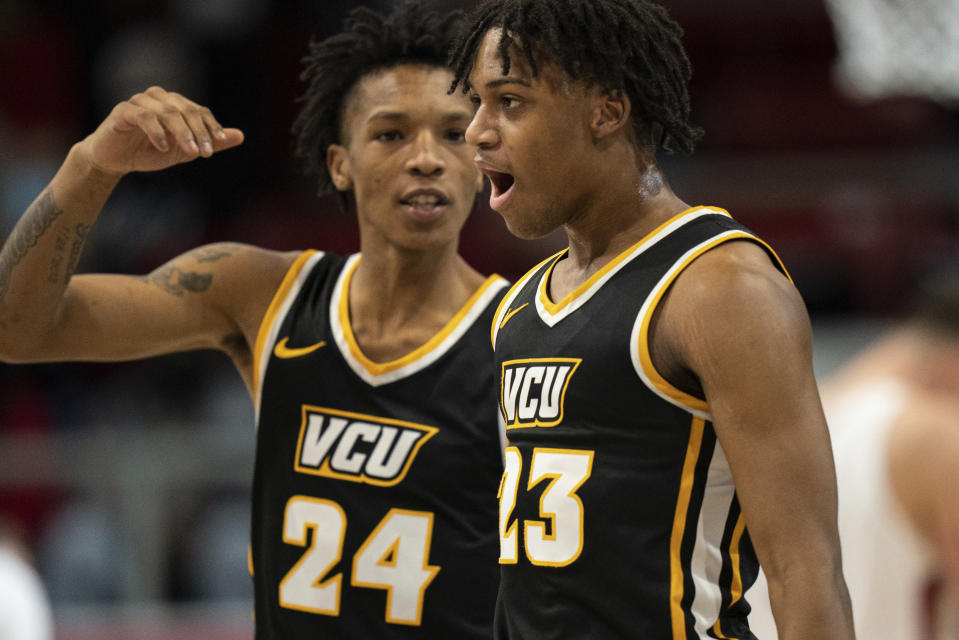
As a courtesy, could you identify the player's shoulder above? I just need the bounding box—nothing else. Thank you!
[661,238,811,362]
[672,240,800,315]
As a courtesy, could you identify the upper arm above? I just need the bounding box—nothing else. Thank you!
[655,241,841,577]
[25,242,298,371]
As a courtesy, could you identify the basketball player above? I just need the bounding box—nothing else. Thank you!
[749,273,959,639]
[449,0,855,637]
[0,3,506,637]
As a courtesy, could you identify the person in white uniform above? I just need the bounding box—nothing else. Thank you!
[749,272,959,639]
[0,523,53,640]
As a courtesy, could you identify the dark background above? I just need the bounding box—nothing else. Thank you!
[0,0,955,634]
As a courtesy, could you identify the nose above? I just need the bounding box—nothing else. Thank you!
[465,104,498,149]
[405,130,445,177]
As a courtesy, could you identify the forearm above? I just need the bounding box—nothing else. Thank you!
[0,143,121,357]
[767,560,855,639]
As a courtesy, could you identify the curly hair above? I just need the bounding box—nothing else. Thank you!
[292,1,464,197]
[448,0,703,155]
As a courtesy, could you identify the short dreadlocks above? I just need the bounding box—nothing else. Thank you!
[448,0,703,155]
[293,1,464,197]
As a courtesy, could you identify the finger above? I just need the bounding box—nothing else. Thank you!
[112,102,169,152]
[214,127,245,152]
[130,90,200,158]
[169,95,219,158]
[173,95,244,154]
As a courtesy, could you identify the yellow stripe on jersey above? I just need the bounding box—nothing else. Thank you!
[253,250,318,398]
[536,206,727,315]
[670,415,706,640]
[338,256,506,376]
[491,251,561,348]
[635,231,791,417]
[711,513,748,639]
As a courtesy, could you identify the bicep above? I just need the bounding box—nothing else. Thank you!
[28,242,277,363]
[664,244,840,576]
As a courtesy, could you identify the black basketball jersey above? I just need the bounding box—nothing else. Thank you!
[490,207,790,640]
[251,250,508,638]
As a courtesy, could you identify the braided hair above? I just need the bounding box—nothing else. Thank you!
[449,0,703,154]
[293,1,464,197]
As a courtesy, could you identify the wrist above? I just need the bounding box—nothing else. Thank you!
[68,140,127,182]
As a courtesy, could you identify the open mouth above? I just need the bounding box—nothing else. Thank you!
[400,190,449,221]
[486,170,515,198]
[400,193,449,208]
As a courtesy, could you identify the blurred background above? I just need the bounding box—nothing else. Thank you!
[0,0,955,637]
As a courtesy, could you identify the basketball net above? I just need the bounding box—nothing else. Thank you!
[823,0,959,106]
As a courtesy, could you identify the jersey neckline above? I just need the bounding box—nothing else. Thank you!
[331,254,508,386]
[533,206,731,327]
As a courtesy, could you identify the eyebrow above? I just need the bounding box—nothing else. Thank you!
[482,77,532,90]
[366,110,473,124]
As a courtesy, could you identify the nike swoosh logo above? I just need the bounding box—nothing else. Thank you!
[274,337,326,359]
[499,303,529,330]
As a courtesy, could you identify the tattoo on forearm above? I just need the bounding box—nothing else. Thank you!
[63,223,91,284]
[47,227,70,284]
[144,264,213,297]
[0,190,64,301]
[193,247,233,263]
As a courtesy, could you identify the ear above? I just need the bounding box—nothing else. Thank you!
[590,90,631,141]
[326,144,353,191]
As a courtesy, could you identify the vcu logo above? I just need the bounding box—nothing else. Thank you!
[501,358,581,429]
[294,406,438,486]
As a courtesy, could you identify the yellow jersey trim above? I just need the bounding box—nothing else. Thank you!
[253,250,319,399]
[635,231,791,417]
[669,415,706,639]
[536,206,726,316]
[491,251,562,348]
[711,513,748,639]
[337,256,506,377]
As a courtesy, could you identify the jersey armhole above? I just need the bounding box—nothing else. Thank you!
[252,250,324,422]
[629,232,790,420]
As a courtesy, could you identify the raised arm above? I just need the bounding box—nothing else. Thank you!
[653,241,855,639]
[0,87,293,391]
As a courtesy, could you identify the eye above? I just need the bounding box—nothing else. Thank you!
[375,130,401,142]
[445,129,466,143]
[468,93,481,107]
[500,95,520,109]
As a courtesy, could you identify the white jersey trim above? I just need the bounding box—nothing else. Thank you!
[534,207,731,328]
[630,229,766,421]
[254,250,326,427]
[331,254,509,386]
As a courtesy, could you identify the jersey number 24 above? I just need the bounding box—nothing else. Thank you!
[279,495,440,626]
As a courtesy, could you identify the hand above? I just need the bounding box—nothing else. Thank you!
[77,86,245,176]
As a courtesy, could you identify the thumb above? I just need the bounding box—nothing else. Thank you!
[212,127,245,153]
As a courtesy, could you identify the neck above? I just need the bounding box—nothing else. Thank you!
[563,160,689,273]
[347,231,485,346]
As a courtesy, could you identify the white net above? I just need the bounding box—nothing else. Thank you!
[824,0,959,105]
